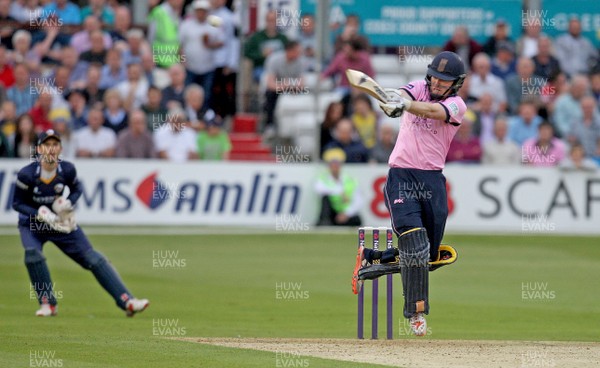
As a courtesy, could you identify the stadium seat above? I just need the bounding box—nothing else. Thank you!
[371,54,402,74]
[304,72,334,91]
[316,91,344,122]
[276,95,316,138]
[403,57,432,75]
[377,74,407,89]
[290,112,319,158]
[408,74,425,84]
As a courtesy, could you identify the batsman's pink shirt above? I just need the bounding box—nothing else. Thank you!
[388,80,467,170]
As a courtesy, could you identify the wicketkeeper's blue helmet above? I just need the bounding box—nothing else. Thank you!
[425,51,466,100]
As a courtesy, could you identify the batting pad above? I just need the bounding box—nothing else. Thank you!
[25,249,57,305]
[398,228,430,318]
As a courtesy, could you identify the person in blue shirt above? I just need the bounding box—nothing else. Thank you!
[80,0,115,26]
[508,99,543,146]
[323,118,370,163]
[41,0,82,25]
[34,0,82,48]
[12,130,149,317]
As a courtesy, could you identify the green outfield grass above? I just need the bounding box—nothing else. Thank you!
[1,230,599,367]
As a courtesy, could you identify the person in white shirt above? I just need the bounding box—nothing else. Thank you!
[153,109,198,162]
[559,143,598,172]
[516,17,544,58]
[554,18,598,78]
[115,62,149,110]
[482,116,521,165]
[179,0,223,108]
[183,84,206,129]
[552,75,589,138]
[74,108,116,158]
[468,52,507,112]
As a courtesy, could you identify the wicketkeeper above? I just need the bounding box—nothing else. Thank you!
[352,51,465,336]
[12,130,149,317]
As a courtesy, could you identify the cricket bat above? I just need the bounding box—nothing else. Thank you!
[345,69,390,103]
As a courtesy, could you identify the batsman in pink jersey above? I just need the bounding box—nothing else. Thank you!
[352,51,466,336]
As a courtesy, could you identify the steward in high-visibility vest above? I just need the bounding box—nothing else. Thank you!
[148,0,182,68]
[314,148,363,226]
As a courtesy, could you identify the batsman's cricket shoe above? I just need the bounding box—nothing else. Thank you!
[125,298,150,317]
[352,245,367,294]
[410,313,427,336]
[36,303,57,317]
[358,256,401,280]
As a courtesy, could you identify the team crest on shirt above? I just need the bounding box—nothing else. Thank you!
[54,183,64,194]
[33,187,41,195]
[447,102,459,117]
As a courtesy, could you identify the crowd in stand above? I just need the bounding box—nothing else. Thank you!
[0,0,235,161]
[0,1,599,170]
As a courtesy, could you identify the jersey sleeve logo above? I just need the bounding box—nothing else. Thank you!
[447,101,459,117]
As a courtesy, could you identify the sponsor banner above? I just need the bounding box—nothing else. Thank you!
[441,165,600,234]
[0,160,311,227]
[299,0,522,46]
[1,160,599,234]
[542,0,600,46]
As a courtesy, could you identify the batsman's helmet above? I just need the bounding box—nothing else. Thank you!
[425,51,466,100]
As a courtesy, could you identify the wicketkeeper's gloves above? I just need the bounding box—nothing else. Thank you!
[52,197,73,213]
[36,205,74,234]
[378,88,412,118]
[52,197,77,233]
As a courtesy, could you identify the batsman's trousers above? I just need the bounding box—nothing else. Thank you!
[383,167,448,261]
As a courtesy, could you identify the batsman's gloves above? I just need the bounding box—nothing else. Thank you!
[429,245,458,271]
[384,88,405,103]
[379,89,412,118]
[37,206,75,234]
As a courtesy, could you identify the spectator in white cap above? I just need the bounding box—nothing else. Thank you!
[179,0,223,109]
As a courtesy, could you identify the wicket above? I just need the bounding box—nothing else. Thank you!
[357,226,394,339]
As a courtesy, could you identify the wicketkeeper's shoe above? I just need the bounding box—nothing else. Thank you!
[36,303,57,317]
[125,298,149,317]
[409,313,427,336]
[352,245,367,295]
